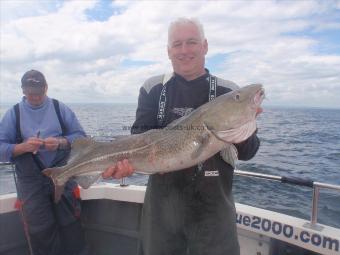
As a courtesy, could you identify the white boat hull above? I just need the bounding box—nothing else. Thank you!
[1,184,339,255]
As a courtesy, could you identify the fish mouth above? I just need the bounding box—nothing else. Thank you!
[253,87,265,107]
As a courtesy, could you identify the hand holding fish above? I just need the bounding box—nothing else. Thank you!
[102,159,134,179]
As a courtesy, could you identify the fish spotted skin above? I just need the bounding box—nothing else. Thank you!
[43,84,265,202]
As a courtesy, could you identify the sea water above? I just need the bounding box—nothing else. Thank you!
[1,103,339,228]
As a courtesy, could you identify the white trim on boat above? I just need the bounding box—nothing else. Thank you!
[0,193,17,214]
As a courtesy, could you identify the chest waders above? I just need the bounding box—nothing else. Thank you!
[141,75,239,255]
[12,99,86,255]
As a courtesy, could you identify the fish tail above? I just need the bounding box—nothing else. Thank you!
[42,167,65,203]
[53,183,65,203]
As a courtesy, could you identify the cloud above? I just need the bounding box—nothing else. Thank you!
[0,0,61,23]
[1,0,339,108]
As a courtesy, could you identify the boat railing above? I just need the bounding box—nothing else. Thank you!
[234,169,340,229]
[0,162,13,166]
[2,162,340,228]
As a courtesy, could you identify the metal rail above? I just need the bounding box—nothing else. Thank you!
[234,169,340,226]
[0,162,13,166]
[311,182,340,225]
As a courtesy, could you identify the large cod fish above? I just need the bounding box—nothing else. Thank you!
[43,84,265,202]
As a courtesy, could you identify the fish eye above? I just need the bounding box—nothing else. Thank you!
[234,93,241,101]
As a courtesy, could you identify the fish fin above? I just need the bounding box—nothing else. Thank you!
[42,167,55,178]
[167,114,189,129]
[191,132,211,159]
[96,135,130,142]
[220,143,238,168]
[74,174,101,189]
[42,166,64,180]
[111,135,129,141]
[42,167,66,203]
[72,137,97,147]
[68,138,97,164]
[54,183,65,203]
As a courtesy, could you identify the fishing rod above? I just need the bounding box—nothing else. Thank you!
[234,169,340,226]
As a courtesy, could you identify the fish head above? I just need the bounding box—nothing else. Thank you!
[203,84,265,143]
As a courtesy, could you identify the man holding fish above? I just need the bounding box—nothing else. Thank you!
[103,17,263,255]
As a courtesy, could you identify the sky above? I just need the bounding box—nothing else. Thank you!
[1,0,340,108]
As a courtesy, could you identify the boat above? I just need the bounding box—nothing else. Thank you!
[0,162,339,255]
